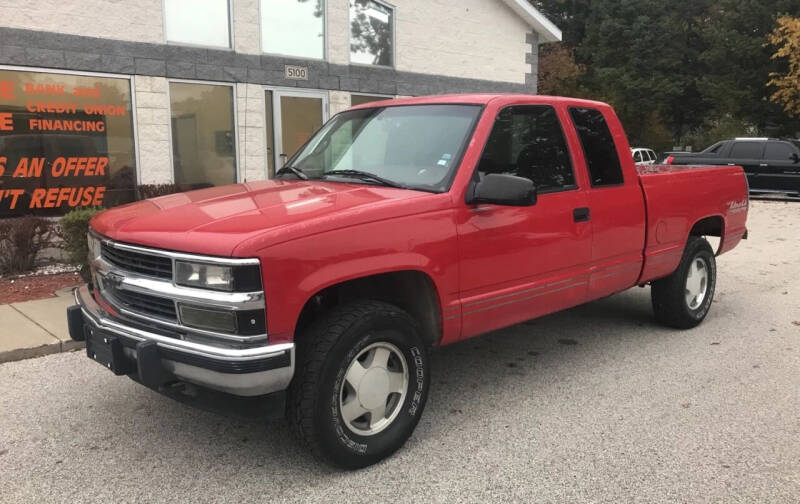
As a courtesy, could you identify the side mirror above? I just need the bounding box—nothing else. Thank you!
[791,153,800,163]
[468,173,537,206]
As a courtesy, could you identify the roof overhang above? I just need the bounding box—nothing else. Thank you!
[501,0,563,43]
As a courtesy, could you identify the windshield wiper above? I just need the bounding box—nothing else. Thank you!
[276,165,308,180]
[322,170,407,189]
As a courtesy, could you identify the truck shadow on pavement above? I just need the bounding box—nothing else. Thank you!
[54,287,681,476]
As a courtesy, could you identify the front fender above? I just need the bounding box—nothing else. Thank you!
[256,210,459,344]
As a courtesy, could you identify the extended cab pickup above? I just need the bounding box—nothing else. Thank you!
[67,95,749,468]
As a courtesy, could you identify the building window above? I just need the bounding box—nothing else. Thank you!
[261,0,325,59]
[164,0,231,48]
[0,69,137,217]
[351,94,392,106]
[169,82,237,188]
[350,0,394,66]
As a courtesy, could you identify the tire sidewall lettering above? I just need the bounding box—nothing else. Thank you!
[328,330,428,455]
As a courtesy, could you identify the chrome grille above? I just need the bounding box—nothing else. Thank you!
[103,283,177,321]
[101,242,173,279]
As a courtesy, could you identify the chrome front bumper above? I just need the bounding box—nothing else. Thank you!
[73,285,294,397]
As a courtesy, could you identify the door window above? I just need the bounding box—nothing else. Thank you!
[279,95,324,163]
[633,151,642,163]
[477,105,575,193]
[729,142,763,159]
[569,107,624,186]
[763,142,794,161]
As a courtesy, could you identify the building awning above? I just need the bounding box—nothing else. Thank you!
[501,0,563,43]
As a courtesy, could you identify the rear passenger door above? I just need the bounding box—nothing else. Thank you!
[567,107,646,300]
[762,141,800,194]
[726,141,765,190]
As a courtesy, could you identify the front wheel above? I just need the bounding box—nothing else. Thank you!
[651,236,717,329]
[287,300,430,469]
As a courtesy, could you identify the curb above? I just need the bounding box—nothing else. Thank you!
[0,339,85,365]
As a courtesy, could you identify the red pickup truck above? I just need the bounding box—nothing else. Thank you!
[68,94,748,468]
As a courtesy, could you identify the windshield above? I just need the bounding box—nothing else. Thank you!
[284,104,482,192]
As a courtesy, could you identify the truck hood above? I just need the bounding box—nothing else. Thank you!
[91,180,444,256]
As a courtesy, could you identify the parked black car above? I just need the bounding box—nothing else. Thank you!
[666,138,800,196]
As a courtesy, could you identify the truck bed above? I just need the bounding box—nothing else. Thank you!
[636,164,749,283]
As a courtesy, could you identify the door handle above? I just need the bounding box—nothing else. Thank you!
[573,207,590,222]
[759,163,768,167]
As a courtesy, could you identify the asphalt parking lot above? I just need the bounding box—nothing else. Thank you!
[1,200,798,503]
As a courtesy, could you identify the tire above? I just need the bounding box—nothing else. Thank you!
[287,300,430,469]
[651,236,717,329]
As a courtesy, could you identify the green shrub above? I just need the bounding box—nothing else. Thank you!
[0,216,55,275]
[59,207,103,267]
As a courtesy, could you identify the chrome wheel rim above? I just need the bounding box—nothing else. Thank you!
[339,341,409,436]
[685,258,708,310]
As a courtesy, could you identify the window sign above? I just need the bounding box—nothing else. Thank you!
[0,69,137,217]
[350,0,393,66]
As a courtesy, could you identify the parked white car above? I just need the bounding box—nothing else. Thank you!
[631,147,658,165]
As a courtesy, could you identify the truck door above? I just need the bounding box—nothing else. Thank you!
[566,106,646,300]
[456,104,592,339]
[762,141,800,195]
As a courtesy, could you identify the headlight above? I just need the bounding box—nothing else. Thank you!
[174,261,262,292]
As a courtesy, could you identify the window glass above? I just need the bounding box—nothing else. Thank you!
[288,105,481,192]
[350,0,393,66]
[763,142,794,161]
[729,142,762,159]
[170,83,236,187]
[647,150,656,161]
[633,151,642,162]
[261,0,325,59]
[569,107,624,186]
[477,106,575,192]
[351,94,392,106]
[0,69,136,217]
[164,0,231,48]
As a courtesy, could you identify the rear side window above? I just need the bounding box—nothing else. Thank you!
[763,142,794,161]
[729,142,763,159]
[569,107,624,186]
[477,105,575,192]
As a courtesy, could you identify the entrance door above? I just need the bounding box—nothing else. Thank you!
[265,89,328,176]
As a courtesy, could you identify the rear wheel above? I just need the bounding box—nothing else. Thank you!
[287,300,430,469]
[651,236,716,329]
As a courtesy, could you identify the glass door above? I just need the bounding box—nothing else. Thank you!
[265,89,328,177]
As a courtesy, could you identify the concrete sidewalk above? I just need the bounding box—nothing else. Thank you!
[0,286,84,364]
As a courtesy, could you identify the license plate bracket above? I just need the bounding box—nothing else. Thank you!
[86,328,134,375]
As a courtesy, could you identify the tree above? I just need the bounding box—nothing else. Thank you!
[768,16,800,117]
[537,43,584,96]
